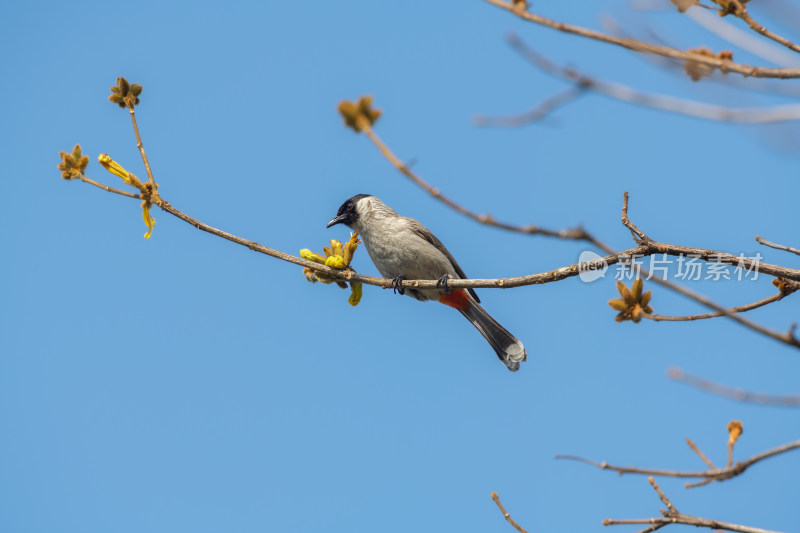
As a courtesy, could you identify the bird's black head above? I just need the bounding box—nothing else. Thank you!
[327,194,371,228]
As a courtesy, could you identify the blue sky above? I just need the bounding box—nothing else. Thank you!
[2,1,799,532]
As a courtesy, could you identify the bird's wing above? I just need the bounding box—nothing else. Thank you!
[406,218,481,303]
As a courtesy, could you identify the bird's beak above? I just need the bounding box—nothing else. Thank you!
[327,214,347,228]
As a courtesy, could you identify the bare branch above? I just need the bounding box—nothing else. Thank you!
[721,0,800,56]
[76,173,141,200]
[483,0,800,79]
[129,107,156,187]
[490,492,528,533]
[669,367,800,407]
[644,290,789,322]
[686,438,717,470]
[756,235,800,256]
[648,476,677,513]
[621,191,648,243]
[603,477,787,533]
[621,193,800,349]
[681,6,800,68]
[555,439,800,486]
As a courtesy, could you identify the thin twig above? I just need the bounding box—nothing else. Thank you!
[756,235,800,257]
[668,367,800,407]
[483,0,800,79]
[686,438,717,470]
[603,477,786,533]
[490,492,528,533]
[648,476,677,513]
[621,191,648,243]
[77,174,141,199]
[129,108,156,187]
[680,6,800,69]
[554,439,800,486]
[724,0,800,56]
[644,291,787,322]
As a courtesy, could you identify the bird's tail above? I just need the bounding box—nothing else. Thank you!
[439,289,527,372]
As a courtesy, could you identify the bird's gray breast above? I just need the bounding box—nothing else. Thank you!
[355,217,457,300]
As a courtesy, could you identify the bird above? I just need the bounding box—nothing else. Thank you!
[327,194,527,371]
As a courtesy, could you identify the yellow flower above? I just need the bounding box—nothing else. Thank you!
[348,282,363,306]
[300,236,363,305]
[343,232,360,266]
[98,154,145,191]
[142,202,156,239]
[300,249,328,265]
[727,420,743,445]
[325,255,345,269]
[330,239,343,258]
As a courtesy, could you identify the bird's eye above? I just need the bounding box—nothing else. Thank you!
[346,203,353,211]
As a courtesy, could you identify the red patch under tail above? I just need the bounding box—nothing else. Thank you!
[438,288,470,311]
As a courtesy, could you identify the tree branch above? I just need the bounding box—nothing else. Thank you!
[722,0,800,56]
[490,492,528,533]
[483,0,800,79]
[555,439,800,487]
[603,477,787,533]
[621,193,800,348]
[756,235,800,257]
[70,171,643,290]
[644,289,791,322]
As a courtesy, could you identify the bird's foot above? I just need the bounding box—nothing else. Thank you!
[436,274,450,294]
[391,275,405,295]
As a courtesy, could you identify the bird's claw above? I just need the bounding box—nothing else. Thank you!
[436,275,450,294]
[391,276,405,295]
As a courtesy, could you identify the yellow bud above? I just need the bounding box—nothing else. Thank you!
[142,202,155,239]
[330,239,343,257]
[98,154,144,190]
[348,282,363,306]
[325,255,345,269]
[727,420,743,445]
[343,232,359,266]
[300,249,327,264]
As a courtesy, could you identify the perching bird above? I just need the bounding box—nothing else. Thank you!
[327,194,527,371]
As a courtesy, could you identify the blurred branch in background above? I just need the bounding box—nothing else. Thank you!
[473,34,800,127]
[668,367,800,406]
